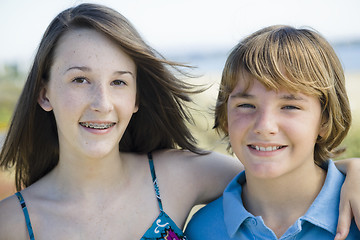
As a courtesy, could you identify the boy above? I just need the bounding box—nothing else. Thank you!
[185,25,360,239]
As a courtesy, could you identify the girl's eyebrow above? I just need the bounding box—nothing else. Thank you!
[64,66,91,74]
[64,66,134,77]
[114,70,134,76]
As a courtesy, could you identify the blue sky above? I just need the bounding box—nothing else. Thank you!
[1,0,360,65]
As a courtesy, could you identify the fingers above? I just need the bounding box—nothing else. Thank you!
[335,158,360,239]
[335,193,352,240]
[352,199,360,234]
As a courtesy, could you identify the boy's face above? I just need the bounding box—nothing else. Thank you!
[227,77,323,180]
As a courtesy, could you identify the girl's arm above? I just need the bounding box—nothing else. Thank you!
[334,158,360,240]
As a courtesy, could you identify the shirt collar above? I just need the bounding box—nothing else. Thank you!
[222,160,345,237]
[223,171,252,237]
[300,160,345,235]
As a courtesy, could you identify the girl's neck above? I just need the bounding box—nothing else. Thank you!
[242,162,326,237]
[42,151,134,199]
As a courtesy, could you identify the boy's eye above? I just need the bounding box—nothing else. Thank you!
[72,77,88,84]
[282,105,300,110]
[238,103,255,109]
[111,80,126,86]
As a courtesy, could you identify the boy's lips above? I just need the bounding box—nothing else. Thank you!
[248,144,287,152]
[79,122,116,130]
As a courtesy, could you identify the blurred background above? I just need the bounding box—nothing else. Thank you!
[1,0,360,200]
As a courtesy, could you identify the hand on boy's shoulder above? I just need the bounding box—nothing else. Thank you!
[185,196,228,239]
[0,194,29,239]
[158,149,241,203]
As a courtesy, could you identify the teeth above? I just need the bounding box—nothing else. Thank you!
[253,145,281,151]
[80,122,115,129]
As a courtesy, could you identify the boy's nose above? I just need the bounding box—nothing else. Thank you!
[253,109,278,136]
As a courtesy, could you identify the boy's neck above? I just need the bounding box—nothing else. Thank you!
[241,162,326,238]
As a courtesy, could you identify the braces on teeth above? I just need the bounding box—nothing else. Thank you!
[80,122,114,129]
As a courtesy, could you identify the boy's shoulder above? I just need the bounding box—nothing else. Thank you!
[185,196,229,239]
[348,221,360,239]
[190,196,225,222]
[0,194,28,239]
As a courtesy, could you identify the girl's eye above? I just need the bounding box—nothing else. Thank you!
[72,77,88,84]
[237,103,255,109]
[111,80,126,86]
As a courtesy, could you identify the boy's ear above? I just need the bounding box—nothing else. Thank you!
[318,117,328,138]
[318,126,326,138]
[38,86,53,111]
[224,122,229,133]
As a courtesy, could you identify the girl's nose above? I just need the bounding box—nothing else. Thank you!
[90,84,114,113]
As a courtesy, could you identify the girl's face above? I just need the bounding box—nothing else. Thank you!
[227,77,324,180]
[38,28,138,160]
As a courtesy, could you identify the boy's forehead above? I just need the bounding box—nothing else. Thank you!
[231,72,255,92]
[231,76,305,98]
[232,69,312,95]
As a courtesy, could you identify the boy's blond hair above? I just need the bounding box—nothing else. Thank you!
[214,25,351,166]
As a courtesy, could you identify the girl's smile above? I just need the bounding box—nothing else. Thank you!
[79,122,116,130]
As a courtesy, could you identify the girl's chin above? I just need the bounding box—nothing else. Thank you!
[79,145,118,159]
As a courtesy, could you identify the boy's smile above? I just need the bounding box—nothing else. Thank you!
[227,77,323,180]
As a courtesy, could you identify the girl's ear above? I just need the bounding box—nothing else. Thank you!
[133,104,139,113]
[38,86,53,111]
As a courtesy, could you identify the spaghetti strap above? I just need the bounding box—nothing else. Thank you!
[147,152,164,211]
[15,192,35,240]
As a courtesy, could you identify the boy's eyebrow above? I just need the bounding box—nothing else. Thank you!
[229,91,253,99]
[229,92,307,101]
[280,94,305,101]
[64,66,134,76]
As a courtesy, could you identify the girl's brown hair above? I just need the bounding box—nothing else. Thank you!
[0,3,204,190]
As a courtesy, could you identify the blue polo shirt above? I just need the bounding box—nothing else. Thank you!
[185,160,360,239]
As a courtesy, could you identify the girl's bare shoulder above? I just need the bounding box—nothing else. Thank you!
[153,149,242,203]
[155,149,241,176]
[0,194,28,239]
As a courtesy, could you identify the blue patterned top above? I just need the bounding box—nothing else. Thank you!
[15,152,186,240]
[141,152,187,239]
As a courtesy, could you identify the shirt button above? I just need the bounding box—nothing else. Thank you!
[251,218,257,225]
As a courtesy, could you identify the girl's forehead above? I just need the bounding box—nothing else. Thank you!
[51,28,136,73]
